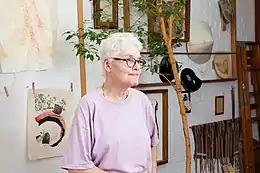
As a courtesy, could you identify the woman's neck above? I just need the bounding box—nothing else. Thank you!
[101,80,129,101]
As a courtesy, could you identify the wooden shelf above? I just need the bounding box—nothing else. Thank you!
[140,51,236,55]
[134,78,237,88]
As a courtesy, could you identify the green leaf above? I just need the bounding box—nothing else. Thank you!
[65,34,74,41]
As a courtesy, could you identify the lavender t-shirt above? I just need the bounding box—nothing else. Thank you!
[61,88,159,173]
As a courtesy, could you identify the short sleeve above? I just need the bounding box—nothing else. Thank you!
[61,99,95,170]
[144,96,160,147]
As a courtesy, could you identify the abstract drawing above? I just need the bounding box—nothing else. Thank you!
[140,89,168,165]
[0,0,58,73]
[27,88,74,160]
[150,99,160,139]
[182,91,191,113]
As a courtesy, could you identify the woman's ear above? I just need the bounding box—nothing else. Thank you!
[103,58,111,73]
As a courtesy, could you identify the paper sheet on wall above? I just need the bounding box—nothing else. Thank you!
[27,88,75,160]
[0,0,58,73]
[148,94,163,161]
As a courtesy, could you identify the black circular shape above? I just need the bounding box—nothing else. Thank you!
[37,116,65,147]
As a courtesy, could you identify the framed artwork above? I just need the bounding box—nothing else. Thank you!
[93,0,118,29]
[182,91,191,113]
[215,95,224,115]
[27,88,75,160]
[147,0,191,42]
[140,89,168,165]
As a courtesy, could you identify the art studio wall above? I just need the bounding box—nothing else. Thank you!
[0,1,255,173]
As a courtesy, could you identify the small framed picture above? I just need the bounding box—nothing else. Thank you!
[182,91,191,113]
[215,95,224,115]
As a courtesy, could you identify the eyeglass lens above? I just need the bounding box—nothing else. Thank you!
[126,58,146,68]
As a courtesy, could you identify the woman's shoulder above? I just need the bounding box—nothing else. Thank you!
[129,88,150,103]
[77,89,102,107]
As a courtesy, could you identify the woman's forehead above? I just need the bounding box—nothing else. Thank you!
[120,51,141,59]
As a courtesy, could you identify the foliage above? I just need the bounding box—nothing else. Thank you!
[63,0,185,72]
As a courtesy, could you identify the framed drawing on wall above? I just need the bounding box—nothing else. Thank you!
[215,95,224,115]
[147,0,191,42]
[140,89,168,165]
[93,0,118,29]
[182,91,191,113]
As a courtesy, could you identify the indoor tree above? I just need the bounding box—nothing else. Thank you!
[63,0,191,172]
[136,1,191,173]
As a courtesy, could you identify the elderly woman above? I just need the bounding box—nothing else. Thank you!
[61,32,159,173]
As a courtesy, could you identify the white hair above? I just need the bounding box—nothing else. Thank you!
[99,32,143,60]
[98,32,143,76]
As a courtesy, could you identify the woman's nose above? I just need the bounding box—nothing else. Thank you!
[132,63,141,70]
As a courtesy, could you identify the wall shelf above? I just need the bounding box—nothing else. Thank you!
[134,78,237,88]
[140,51,236,55]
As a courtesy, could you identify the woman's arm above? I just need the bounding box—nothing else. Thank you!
[143,94,159,173]
[61,99,105,172]
[151,146,158,173]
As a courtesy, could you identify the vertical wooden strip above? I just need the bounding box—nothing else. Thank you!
[185,0,191,42]
[241,44,255,173]
[236,44,248,173]
[162,91,168,164]
[231,0,237,78]
[251,45,260,136]
[77,0,87,96]
[147,0,155,33]
[112,0,119,29]
[123,0,130,31]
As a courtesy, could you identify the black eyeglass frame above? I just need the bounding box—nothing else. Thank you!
[112,57,146,68]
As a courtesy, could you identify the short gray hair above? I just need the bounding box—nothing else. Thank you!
[99,32,143,61]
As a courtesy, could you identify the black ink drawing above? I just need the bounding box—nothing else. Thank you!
[27,88,74,160]
[182,91,191,113]
[34,92,67,112]
[151,99,160,139]
[35,104,66,148]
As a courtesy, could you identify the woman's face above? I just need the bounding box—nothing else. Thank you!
[104,50,144,87]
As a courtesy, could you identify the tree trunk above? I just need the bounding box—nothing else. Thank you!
[157,4,191,173]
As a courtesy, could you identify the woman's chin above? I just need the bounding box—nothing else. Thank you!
[129,80,139,87]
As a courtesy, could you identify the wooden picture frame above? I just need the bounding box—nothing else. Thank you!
[147,0,191,42]
[140,89,168,165]
[215,95,224,115]
[93,0,118,29]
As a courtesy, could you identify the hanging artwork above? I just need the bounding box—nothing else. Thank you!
[140,89,168,165]
[148,0,191,42]
[93,0,118,29]
[191,119,241,173]
[0,0,58,73]
[213,53,232,79]
[215,95,225,115]
[27,88,75,160]
[182,91,191,113]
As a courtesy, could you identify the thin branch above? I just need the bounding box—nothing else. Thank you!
[158,72,176,90]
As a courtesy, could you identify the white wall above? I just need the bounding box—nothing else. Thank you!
[0,0,81,173]
[236,0,255,41]
[0,0,255,173]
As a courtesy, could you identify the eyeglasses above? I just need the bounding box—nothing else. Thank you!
[113,56,146,68]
